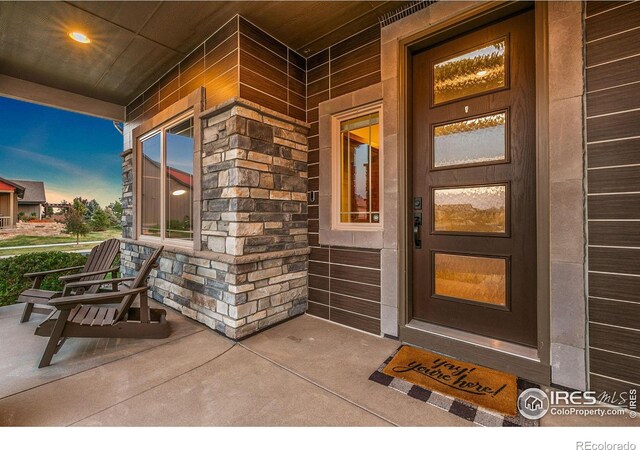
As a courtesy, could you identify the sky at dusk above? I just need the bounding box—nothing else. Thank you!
[0,96,122,207]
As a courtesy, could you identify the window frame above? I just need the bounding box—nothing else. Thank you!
[331,102,384,232]
[137,110,195,248]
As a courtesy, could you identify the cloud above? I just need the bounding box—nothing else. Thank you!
[0,144,87,179]
[0,144,121,206]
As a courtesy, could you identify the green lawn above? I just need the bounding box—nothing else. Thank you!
[0,243,100,257]
[0,229,121,248]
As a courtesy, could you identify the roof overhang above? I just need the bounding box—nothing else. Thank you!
[0,1,409,118]
[0,177,26,199]
[0,75,125,121]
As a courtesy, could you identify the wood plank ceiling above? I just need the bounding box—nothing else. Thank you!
[0,1,409,105]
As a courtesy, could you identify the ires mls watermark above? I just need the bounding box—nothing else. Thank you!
[517,387,637,420]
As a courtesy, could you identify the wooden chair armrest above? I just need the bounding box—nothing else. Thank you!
[59,266,119,282]
[49,287,148,310]
[24,265,85,279]
[64,277,135,290]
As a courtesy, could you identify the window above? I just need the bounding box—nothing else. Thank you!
[139,114,194,244]
[332,105,382,230]
[432,37,508,106]
[432,184,508,234]
[433,252,508,307]
[432,111,508,169]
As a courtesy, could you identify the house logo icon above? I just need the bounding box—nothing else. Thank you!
[518,388,550,420]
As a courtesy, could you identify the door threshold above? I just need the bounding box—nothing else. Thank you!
[401,320,550,384]
[407,320,539,360]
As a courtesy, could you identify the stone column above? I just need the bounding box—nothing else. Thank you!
[197,99,310,338]
[121,148,134,240]
[121,99,309,339]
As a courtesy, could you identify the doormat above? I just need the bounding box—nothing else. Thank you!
[369,345,539,427]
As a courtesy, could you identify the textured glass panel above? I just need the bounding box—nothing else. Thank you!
[141,133,161,237]
[433,39,506,105]
[434,185,506,233]
[339,113,380,224]
[434,112,506,168]
[165,118,194,241]
[434,253,506,306]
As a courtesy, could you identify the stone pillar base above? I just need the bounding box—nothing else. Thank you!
[121,98,309,339]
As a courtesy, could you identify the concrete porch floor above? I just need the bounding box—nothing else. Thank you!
[0,302,635,427]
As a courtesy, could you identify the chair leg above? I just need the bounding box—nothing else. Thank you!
[38,310,70,368]
[20,302,34,323]
[55,338,67,354]
[140,291,150,323]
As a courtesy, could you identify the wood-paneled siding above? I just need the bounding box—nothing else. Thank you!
[238,17,306,122]
[308,247,382,334]
[585,1,640,395]
[306,25,383,334]
[125,16,306,124]
[126,17,239,123]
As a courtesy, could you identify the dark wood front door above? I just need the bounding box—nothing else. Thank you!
[410,10,537,347]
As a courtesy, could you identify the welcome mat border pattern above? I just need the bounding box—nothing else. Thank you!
[368,345,540,427]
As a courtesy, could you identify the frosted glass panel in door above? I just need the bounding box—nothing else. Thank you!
[433,112,506,168]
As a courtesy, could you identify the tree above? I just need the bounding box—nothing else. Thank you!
[83,199,99,221]
[64,199,90,244]
[91,206,111,231]
[106,200,123,228]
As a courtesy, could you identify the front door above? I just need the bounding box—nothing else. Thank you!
[410,10,537,347]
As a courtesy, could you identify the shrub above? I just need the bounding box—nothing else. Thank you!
[0,252,88,307]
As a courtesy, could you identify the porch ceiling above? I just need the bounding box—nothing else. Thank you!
[0,1,409,106]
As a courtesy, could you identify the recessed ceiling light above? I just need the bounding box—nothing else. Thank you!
[69,31,91,44]
[172,189,186,196]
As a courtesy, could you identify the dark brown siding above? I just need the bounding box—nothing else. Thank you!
[305,25,382,334]
[126,16,306,125]
[126,17,239,124]
[308,246,381,335]
[238,17,306,122]
[306,25,381,240]
[585,1,640,398]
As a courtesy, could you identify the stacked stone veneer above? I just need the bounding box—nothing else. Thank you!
[121,99,309,339]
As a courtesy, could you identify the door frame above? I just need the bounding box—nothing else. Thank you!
[397,1,551,384]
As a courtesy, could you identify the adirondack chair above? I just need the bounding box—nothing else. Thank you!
[18,238,121,323]
[34,246,169,368]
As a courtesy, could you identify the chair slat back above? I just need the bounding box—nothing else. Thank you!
[80,239,121,294]
[114,246,163,323]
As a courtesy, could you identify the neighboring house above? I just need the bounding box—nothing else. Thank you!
[9,179,47,220]
[1,1,638,405]
[0,177,25,228]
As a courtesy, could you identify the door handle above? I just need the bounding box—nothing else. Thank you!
[413,212,422,249]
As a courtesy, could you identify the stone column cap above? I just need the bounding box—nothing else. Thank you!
[199,96,310,130]
[120,238,310,264]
